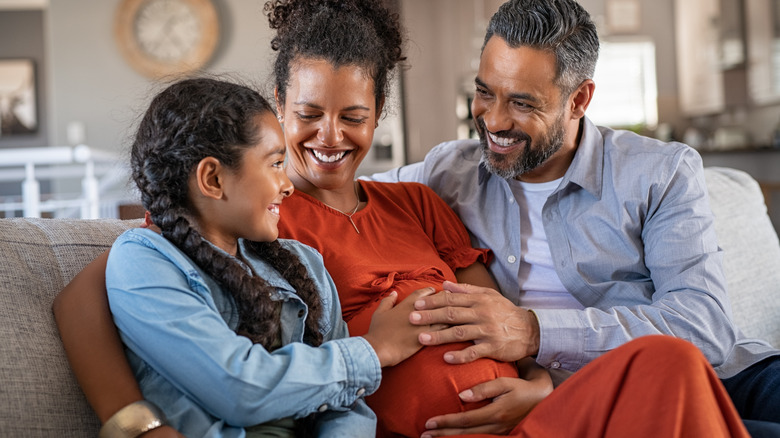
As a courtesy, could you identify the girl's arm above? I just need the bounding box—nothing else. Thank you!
[52,251,182,437]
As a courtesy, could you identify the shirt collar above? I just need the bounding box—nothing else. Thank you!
[476,116,604,200]
[561,117,604,200]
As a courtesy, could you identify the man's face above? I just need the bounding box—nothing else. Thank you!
[471,37,570,180]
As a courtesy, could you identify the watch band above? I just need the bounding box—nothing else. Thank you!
[99,400,168,438]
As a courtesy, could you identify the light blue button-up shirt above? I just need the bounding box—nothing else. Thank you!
[370,117,777,379]
[106,228,381,437]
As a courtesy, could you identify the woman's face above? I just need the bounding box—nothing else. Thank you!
[278,58,379,193]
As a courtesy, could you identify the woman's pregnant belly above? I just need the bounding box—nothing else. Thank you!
[346,278,519,438]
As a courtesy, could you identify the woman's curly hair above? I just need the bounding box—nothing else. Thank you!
[131,77,323,350]
[264,0,405,110]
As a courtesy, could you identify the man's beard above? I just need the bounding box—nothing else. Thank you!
[476,113,566,179]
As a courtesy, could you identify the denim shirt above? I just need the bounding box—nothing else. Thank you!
[106,228,381,437]
[370,117,777,379]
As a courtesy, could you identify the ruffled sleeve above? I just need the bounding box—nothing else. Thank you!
[404,183,493,271]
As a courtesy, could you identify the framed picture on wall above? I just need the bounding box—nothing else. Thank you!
[0,59,37,137]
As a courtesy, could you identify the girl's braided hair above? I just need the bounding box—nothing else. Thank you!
[131,77,323,350]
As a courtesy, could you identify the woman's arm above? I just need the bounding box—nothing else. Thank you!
[454,262,499,290]
[52,253,152,416]
[53,252,183,437]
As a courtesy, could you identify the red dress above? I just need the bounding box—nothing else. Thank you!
[278,180,519,437]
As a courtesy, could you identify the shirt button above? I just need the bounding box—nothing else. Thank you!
[550,361,561,369]
[298,309,305,318]
[507,255,517,264]
[509,197,515,204]
[356,388,366,397]
[318,404,328,412]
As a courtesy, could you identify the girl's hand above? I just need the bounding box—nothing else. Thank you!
[362,287,438,367]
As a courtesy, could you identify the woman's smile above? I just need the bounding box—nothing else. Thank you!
[309,148,352,165]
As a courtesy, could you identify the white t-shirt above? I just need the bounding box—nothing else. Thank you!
[509,177,584,310]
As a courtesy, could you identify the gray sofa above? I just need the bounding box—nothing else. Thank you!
[1,167,779,436]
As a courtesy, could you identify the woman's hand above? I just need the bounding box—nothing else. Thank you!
[420,359,553,437]
[362,287,438,367]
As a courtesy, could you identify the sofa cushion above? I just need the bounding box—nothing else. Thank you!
[0,218,133,437]
[704,167,780,348]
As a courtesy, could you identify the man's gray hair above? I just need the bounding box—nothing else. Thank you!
[483,0,599,96]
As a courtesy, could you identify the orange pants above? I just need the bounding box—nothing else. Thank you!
[459,335,749,438]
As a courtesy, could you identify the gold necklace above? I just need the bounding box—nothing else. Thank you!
[319,182,361,234]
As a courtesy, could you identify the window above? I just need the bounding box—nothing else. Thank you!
[587,40,658,129]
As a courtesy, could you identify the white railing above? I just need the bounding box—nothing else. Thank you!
[0,145,137,219]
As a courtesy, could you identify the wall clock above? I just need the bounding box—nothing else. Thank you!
[114,0,220,79]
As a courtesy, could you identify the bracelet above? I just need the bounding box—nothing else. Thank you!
[98,400,168,438]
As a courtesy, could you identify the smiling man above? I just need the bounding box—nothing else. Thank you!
[373,0,780,436]
[474,43,576,183]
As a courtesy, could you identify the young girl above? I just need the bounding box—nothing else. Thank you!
[97,77,429,437]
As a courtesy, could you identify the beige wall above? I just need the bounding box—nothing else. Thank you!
[398,0,504,162]
[44,0,277,153]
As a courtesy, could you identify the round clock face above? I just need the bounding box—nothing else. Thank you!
[136,1,201,62]
[115,0,219,78]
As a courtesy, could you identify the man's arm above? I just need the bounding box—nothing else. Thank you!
[410,144,738,374]
[530,148,736,371]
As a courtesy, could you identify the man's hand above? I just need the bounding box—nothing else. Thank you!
[410,281,540,363]
[420,372,553,437]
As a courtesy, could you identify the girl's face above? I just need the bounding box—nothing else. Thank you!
[278,58,380,193]
[215,112,293,247]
